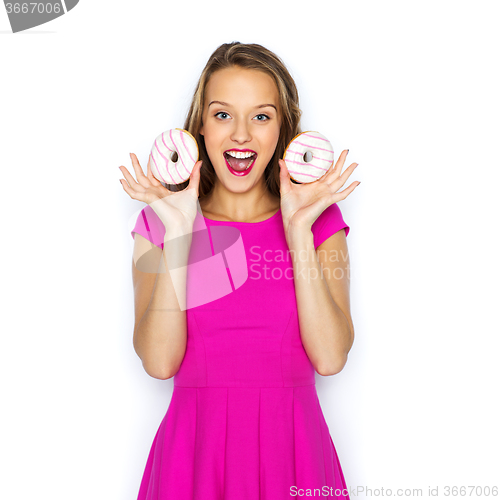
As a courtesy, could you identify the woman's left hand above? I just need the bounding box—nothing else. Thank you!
[278,150,360,238]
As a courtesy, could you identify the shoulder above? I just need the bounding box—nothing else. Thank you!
[311,203,350,250]
[130,205,166,249]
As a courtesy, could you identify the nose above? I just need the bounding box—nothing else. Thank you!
[230,119,252,144]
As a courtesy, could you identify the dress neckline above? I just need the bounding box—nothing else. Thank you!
[202,207,281,225]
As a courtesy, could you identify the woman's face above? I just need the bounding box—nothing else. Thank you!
[200,66,282,193]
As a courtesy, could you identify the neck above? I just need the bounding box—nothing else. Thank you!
[200,178,280,222]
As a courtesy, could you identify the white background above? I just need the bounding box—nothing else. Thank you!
[1,1,499,499]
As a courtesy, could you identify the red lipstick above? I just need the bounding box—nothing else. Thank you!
[223,149,257,177]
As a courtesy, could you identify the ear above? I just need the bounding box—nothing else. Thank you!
[199,123,204,136]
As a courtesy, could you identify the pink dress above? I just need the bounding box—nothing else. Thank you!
[131,203,351,500]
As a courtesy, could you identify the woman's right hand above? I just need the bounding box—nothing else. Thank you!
[119,153,203,231]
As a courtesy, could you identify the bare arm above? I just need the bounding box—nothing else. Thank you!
[288,227,354,376]
[277,150,358,377]
[131,229,191,380]
[119,152,203,380]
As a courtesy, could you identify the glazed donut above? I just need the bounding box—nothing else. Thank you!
[149,128,199,185]
[283,131,334,183]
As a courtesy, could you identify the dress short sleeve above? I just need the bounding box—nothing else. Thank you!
[131,205,166,250]
[311,203,350,249]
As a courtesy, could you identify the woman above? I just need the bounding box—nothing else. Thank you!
[120,41,359,500]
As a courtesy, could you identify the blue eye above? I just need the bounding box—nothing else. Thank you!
[215,112,230,119]
[255,114,270,121]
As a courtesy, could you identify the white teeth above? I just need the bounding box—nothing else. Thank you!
[243,157,255,170]
[226,151,255,159]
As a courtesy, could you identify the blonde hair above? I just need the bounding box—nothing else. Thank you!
[165,41,303,198]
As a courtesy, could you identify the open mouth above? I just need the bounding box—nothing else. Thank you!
[223,150,257,175]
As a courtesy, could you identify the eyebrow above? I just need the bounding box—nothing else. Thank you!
[208,100,277,112]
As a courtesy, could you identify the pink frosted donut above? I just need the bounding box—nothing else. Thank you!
[149,128,199,185]
[283,131,334,183]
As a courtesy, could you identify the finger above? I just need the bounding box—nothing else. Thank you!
[146,154,162,186]
[119,165,142,190]
[332,180,360,201]
[336,162,359,186]
[324,149,349,183]
[119,178,140,200]
[130,153,148,180]
[131,152,162,190]
[319,159,336,181]
[279,159,292,195]
[188,160,203,195]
